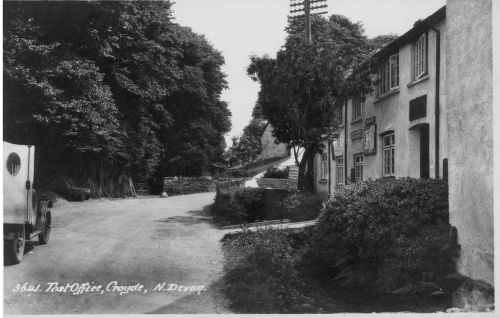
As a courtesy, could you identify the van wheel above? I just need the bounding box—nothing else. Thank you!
[39,211,51,244]
[5,225,25,265]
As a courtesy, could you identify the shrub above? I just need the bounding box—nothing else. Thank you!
[212,188,266,225]
[222,228,314,313]
[263,166,289,179]
[234,188,266,223]
[163,179,212,195]
[302,178,459,299]
[211,192,247,225]
[274,191,323,221]
[227,170,250,178]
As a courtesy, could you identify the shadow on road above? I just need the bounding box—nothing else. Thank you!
[157,204,214,226]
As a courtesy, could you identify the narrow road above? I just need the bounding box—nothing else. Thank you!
[4,192,231,314]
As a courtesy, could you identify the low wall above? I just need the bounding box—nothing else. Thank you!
[164,177,247,196]
[256,178,298,190]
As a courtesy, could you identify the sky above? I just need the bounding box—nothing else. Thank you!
[173,0,446,147]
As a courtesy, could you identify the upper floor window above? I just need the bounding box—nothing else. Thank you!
[352,95,363,121]
[413,34,427,80]
[335,103,344,127]
[378,53,399,96]
[320,153,328,180]
[382,133,395,177]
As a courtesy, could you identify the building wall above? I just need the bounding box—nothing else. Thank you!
[446,0,494,286]
[260,124,289,160]
[320,16,447,195]
[313,141,333,196]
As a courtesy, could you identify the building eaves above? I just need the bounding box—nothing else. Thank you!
[372,5,446,61]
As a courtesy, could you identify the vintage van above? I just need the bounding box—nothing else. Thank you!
[4,142,52,264]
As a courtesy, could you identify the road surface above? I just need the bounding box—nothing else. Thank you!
[4,192,231,314]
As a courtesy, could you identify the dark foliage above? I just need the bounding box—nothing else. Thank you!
[263,166,289,179]
[3,1,231,195]
[274,190,323,221]
[226,115,266,167]
[212,192,247,226]
[222,228,314,313]
[163,179,213,196]
[234,188,266,223]
[247,15,375,191]
[368,34,399,53]
[211,188,267,225]
[220,178,459,313]
[302,178,459,300]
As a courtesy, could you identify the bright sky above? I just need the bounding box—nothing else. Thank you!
[173,0,446,147]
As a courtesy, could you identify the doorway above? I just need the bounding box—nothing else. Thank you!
[419,125,429,178]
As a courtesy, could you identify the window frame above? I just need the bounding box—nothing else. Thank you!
[336,104,345,127]
[353,153,364,182]
[413,33,428,81]
[352,95,363,122]
[378,53,400,97]
[335,156,344,185]
[320,153,328,181]
[382,132,395,177]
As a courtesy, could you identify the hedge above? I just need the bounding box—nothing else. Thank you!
[211,188,266,225]
[274,190,323,221]
[263,166,289,179]
[302,178,460,299]
[222,228,315,313]
[163,179,213,196]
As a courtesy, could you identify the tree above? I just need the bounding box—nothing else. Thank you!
[226,102,266,167]
[368,34,399,53]
[247,15,374,191]
[4,1,231,196]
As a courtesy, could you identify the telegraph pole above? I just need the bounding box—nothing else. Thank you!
[289,0,328,44]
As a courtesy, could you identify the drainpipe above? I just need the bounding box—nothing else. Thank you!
[429,25,440,178]
[344,100,348,183]
[328,141,331,194]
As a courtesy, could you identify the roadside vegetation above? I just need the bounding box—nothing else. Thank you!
[211,188,322,226]
[263,166,289,179]
[219,178,461,313]
[4,1,231,197]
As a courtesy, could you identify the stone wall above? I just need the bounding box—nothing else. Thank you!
[256,178,298,190]
[163,177,247,196]
[446,0,494,295]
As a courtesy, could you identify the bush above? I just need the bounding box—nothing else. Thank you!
[163,179,212,195]
[234,188,266,222]
[227,170,250,178]
[274,191,323,221]
[222,228,314,313]
[211,192,246,225]
[302,178,459,299]
[263,166,289,179]
[211,188,266,225]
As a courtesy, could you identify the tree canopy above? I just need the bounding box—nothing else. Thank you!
[247,15,375,190]
[4,1,231,195]
[226,102,266,167]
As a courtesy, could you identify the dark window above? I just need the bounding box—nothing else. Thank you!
[420,125,429,178]
[6,152,21,176]
[409,95,427,121]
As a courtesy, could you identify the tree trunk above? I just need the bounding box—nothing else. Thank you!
[298,146,316,193]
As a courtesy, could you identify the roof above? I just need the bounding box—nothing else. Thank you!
[372,6,446,61]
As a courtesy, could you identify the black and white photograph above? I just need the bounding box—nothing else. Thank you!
[2,0,498,315]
